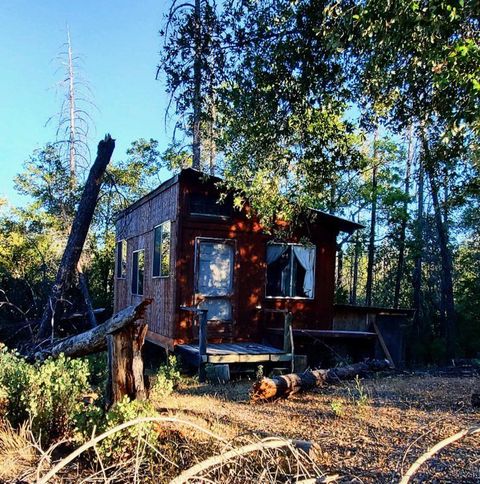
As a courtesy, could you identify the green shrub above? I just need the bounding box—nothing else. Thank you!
[82,353,108,390]
[149,355,181,401]
[330,399,345,417]
[0,345,90,443]
[75,396,160,463]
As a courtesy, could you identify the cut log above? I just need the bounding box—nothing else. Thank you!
[38,135,115,339]
[252,359,391,401]
[45,299,151,358]
[106,321,148,406]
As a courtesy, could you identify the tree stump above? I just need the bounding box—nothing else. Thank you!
[106,322,148,407]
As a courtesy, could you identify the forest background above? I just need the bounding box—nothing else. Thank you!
[0,0,478,363]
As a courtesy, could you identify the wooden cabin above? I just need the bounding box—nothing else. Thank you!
[113,168,387,371]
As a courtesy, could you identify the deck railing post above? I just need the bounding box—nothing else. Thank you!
[283,311,294,372]
[198,309,208,382]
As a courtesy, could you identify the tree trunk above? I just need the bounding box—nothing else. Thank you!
[412,155,425,337]
[421,135,457,360]
[106,321,148,406]
[394,126,413,308]
[192,0,202,170]
[336,245,344,295]
[46,299,151,358]
[350,227,361,305]
[252,359,391,400]
[365,130,378,306]
[77,262,97,328]
[38,135,115,339]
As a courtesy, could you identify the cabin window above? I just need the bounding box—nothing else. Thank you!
[189,193,231,218]
[116,240,127,278]
[131,250,145,295]
[153,221,171,277]
[266,244,315,299]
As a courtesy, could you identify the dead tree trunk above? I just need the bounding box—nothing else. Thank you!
[38,135,115,339]
[106,322,148,406]
[46,300,151,358]
[252,359,391,400]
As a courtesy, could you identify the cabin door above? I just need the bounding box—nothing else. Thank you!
[195,238,235,340]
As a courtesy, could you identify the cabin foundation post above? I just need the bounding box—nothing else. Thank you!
[198,309,208,382]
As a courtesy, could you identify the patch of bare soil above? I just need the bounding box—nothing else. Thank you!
[156,374,480,483]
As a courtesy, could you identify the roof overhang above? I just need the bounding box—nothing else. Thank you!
[309,208,364,234]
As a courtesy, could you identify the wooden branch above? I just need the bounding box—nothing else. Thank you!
[45,299,151,358]
[37,416,228,484]
[400,426,480,484]
[252,359,391,401]
[170,437,307,484]
[38,134,115,339]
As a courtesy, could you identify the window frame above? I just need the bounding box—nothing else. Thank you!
[116,239,127,279]
[193,237,237,323]
[264,242,316,300]
[131,249,145,296]
[152,221,172,279]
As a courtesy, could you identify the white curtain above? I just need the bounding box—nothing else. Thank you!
[293,246,315,298]
[266,244,288,264]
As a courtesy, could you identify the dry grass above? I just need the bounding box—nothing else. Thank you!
[155,374,480,483]
[0,420,37,482]
[3,373,479,483]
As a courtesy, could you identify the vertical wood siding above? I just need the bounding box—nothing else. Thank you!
[114,181,179,339]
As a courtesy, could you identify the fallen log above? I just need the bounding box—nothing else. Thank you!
[38,134,115,339]
[44,299,151,358]
[252,359,391,401]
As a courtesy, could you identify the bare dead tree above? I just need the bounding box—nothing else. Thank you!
[47,27,96,184]
[38,135,115,340]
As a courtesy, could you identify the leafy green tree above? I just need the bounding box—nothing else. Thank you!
[159,0,225,172]
[338,0,479,358]
[216,0,363,227]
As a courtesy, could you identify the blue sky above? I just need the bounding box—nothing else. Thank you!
[0,0,173,206]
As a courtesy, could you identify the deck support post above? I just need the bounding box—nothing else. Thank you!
[283,312,294,372]
[181,306,209,382]
[198,309,208,382]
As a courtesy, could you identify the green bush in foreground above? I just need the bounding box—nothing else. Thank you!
[75,396,160,463]
[0,344,90,444]
[149,355,182,400]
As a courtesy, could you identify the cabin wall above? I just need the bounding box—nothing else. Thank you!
[114,182,179,341]
[175,175,338,344]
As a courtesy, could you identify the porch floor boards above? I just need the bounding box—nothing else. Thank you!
[176,342,292,365]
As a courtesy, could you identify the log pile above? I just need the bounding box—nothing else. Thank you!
[252,359,391,401]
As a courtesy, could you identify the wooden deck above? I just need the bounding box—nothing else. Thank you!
[176,342,292,365]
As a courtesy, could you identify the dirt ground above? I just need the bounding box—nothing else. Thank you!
[156,373,480,483]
